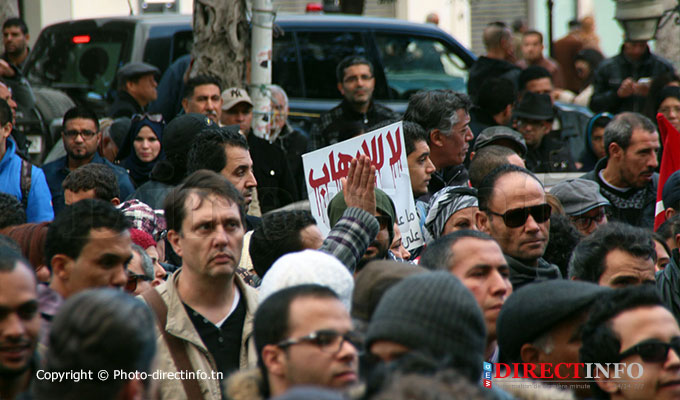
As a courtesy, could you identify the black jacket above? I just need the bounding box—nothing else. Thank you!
[581,157,658,229]
[248,133,298,213]
[525,134,577,173]
[421,164,469,203]
[108,91,145,118]
[657,249,680,323]
[590,46,675,114]
[467,56,521,102]
[506,255,561,291]
[310,99,399,150]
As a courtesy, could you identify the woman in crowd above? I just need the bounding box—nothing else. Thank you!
[115,114,164,187]
[424,186,478,242]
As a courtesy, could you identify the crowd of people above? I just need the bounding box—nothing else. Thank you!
[0,13,680,400]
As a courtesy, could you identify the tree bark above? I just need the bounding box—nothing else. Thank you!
[0,0,20,55]
[655,0,680,70]
[190,0,249,88]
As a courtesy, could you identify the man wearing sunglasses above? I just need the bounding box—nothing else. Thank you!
[42,107,135,215]
[580,285,680,399]
[228,284,358,398]
[550,178,611,236]
[476,164,561,290]
[569,222,656,288]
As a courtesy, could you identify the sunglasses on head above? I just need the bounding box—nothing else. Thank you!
[131,113,163,123]
[485,203,552,228]
[619,337,680,363]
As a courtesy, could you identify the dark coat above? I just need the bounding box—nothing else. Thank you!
[108,91,144,118]
[467,56,521,102]
[525,134,577,173]
[248,133,298,213]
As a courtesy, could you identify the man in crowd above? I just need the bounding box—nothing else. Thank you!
[0,97,53,222]
[662,170,680,221]
[403,120,435,199]
[580,285,680,400]
[33,289,156,400]
[581,112,659,229]
[550,178,610,236]
[62,163,120,206]
[126,244,155,296]
[404,90,473,197]
[108,62,159,118]
[517,30,563,87]
[467,22,520,101]
[221,87,252,131]
[469,144,525,189]
[469,125,527,161]
[231,284,359,398]
[181,75,223,124]
[569,221,656,288]
[148,170,258,399]
[42,199,132,343]
[311,56,398,149]
[590,40,676,114]
[469,78,516,136]
[513,91,576,172]
[420,230,512,363]
[42,107,135,215]
[476,164,561,289]
[1,18,30,73]
[0,248,39,400]
[497,280,609,395]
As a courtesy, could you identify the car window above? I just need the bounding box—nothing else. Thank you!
[295,31,368,99]
[273,31,303,98]
[26,29,129,101]
[374,34,469,99]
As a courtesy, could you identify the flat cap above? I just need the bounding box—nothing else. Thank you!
[663,170,680,211]
[473,126,527,157]
[549,179,610,216]
[117,62,159,79]
[497,280,610,362]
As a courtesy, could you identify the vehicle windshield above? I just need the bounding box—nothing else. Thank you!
[25,29,128,100]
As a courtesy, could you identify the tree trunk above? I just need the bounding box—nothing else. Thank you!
[190,0,249,88]
[655,0,680,70]
[0,0,20,55]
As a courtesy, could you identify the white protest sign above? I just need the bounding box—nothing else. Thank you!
[302,121,424,250]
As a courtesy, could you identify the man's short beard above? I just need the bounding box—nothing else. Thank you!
[0,359,32,378]
[67,150,95,161]
[356,241,389,272]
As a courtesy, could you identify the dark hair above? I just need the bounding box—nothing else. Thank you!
[543,214,583,278]
[183,75,223,99]
[0,192,26,229]
[574,48,605,84]
[3,17,28,34]
[523,29,543,42]
[403,90,472,143]
[656,86,680,115]
[652,231,672,262]
[164,170,245,234]
[62,164,120,202]
[249,210,317,279]
[477,164,542,211]
[580,285,664,399]
[336,55,374,83]
[186,127,248,175]
[63,106,100,132]
[254,284,339,390]
[568,222,656,282]
[0,245,31,273]
[0,97,12,126]
[603,112,656,157]
[45,199,130,269]
[477,78,516,115]
[402,121,429,155]
[519,65,552,91]
[33,289,156,400]
[469,145,519,189]
[660,214,680,243]
[419,230,496,271]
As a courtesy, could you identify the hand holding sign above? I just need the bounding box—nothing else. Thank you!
[341,155,376,216]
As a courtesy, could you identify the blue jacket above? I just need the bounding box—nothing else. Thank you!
[42,152,135,215]
[0,138,54,222]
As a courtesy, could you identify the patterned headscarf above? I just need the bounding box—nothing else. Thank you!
[425,186,478,240]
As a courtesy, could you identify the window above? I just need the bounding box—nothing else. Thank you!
[374,34,469,99]
[272,30,302,98]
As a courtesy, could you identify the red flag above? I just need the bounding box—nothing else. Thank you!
[654,113,680,230]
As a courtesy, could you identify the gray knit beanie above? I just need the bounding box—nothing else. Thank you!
[365,271,486,382]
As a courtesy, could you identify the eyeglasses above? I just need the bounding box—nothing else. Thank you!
[277,329,363,354]
[343,74,373,84]
[375,215,392,231]
[154,229,168,242]
[516,119,549,129]
[63,129,97,139]
[619,337,680,363]
[131,113,163,123]
[571,207,610,230]
[485,203,552,228]
[124,272,153,293]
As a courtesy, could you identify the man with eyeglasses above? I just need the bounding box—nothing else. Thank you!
[569,221,656,288]
[310,55,398,150]
[580,284,680,399]
[226,284,358,398]
[42,106,135,215]
[550,178,611,236]
[475,164,561,290]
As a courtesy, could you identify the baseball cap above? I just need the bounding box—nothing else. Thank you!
[222,87,253,111]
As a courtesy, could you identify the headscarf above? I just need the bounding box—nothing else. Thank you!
[116,115,165,187]
[424,186,478,240]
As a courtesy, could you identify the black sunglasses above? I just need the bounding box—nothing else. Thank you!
[124,272,153,293]
[485,203,552,228]
[131,113,163,123]
[619,337,680,363]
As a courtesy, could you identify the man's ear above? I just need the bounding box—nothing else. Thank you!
[608,142,622,160]
[519,343,540,363]
[110,197,121,206]
[181,98,189,113]
[429,129,444,148]
[475,210,490,234]
[0,121,12,140]
[262,344,286,378]
[166,230,183,259]
[337,82,345,96]
[675,233,680,250]
[50,254,72,281]
[665,207,676,221]
[469,151,476,161]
